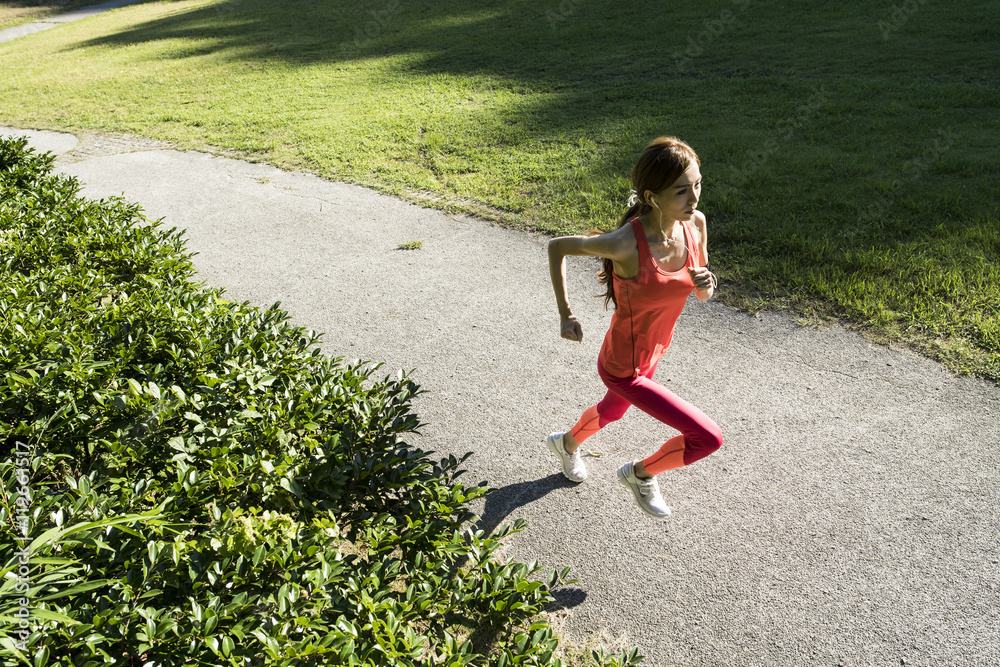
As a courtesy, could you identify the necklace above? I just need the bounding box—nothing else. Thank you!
[642,215,691,254]
[655,232,690,255]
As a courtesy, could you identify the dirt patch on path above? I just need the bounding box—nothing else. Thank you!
[54,129,174,165]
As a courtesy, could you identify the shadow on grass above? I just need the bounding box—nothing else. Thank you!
[64,0,999,227]
[68,0,997,80]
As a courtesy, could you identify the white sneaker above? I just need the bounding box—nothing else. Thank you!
[546,432,587,483]
[617,462,671,520]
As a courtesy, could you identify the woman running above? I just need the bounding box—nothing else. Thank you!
[545,136,723,520]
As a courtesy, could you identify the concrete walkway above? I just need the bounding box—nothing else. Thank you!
[4,125,999,666]
[0,0,144,44]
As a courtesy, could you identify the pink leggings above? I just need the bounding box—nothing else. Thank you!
[570,361,723,475]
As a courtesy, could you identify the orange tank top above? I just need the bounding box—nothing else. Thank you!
[597,218,700,379]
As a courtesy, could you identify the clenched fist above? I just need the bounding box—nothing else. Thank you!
[688,266,714,290]
[560,314,583,342]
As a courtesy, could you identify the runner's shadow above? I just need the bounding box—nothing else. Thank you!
[546,586,587,611]
[473,474,590,612]
[474,473,572,538]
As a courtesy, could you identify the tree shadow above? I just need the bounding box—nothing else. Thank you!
[67,0,978,79]
[61,0,997,226]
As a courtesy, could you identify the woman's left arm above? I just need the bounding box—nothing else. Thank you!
[688,211,715,301]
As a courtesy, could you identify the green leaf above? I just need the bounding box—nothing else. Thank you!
[0,636,28,663]
[27,508,166,556]
[204,615,218,634]
[26,607,77,627]
[36,580,109,601]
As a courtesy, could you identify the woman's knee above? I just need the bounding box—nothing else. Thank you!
[599,403,629,424]
[706,421,723,451]
[686,422,723,461]
[595,392,631,424]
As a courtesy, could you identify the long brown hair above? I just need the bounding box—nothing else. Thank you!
[595,136,701,309]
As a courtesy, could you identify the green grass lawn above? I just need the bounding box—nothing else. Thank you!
[1,0,998,381]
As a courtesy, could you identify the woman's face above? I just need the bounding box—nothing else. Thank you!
[648,162,702,222]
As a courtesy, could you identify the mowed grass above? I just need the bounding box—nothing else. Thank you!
[1,0,998,381]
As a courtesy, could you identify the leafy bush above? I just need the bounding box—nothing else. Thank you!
[0,137,641,667]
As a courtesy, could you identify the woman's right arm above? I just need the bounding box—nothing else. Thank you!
[547,232,630,343]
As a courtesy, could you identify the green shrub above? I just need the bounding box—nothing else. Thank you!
[0,137,641,666]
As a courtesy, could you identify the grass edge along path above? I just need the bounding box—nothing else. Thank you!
[0,136,642,667]
[0,0,996,384]
[0,0,113,31]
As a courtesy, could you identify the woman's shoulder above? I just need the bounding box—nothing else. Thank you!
[688,210,709,263]
[582,219,640,263]
[603,219,641,253]
[606,217,641,241]
[688,210,707,242]
[690,210,707,232]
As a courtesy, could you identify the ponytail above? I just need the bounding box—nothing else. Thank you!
[593,201,647,309]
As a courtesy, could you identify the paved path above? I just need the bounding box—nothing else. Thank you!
[0,0,144,44]
[4,125,999,666]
